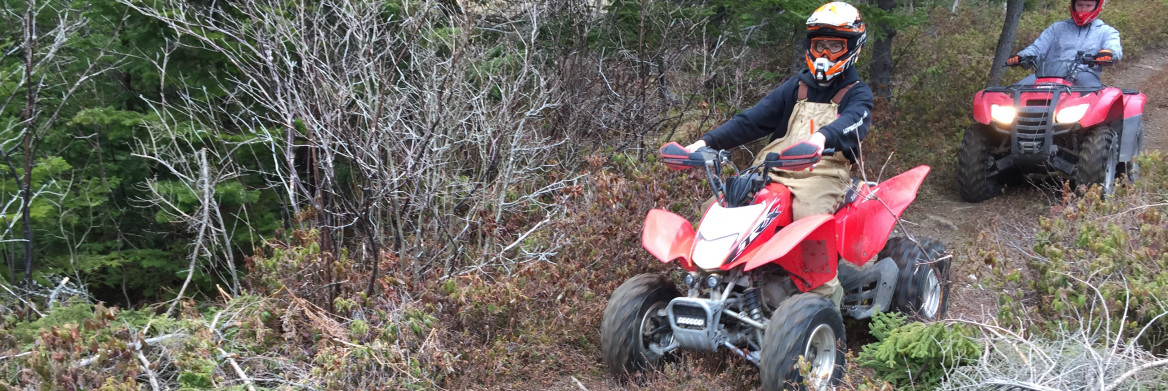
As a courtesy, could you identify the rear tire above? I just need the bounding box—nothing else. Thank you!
[760,293,846,391]
[957,124,1003,202]
[601,273,680,378]
[1074,127,1119,195]
[880,237,950,321]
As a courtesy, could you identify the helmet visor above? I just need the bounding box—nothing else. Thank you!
[809,37,848,61]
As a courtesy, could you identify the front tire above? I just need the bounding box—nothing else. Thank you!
[760,293,846,391]
[600,273,680,378]
[880,237,950,321]
[957,124,1004,202]
[1074,127,1119,195]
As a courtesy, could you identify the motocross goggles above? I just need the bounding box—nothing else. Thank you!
[809,37,848,61]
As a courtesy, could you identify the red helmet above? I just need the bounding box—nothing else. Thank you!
[1070,0,1104,26]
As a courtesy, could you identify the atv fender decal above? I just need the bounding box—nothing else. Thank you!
[731,214,837,292]
[1078,87,1123,128]
[835,165,931,266]
[642,209,696,271]
[727,204,783,262]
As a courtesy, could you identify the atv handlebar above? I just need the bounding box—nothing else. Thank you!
[1006,52,1113,70]
[660,141,830,207]
[1005,55,1037,70]
[659,141,826,172]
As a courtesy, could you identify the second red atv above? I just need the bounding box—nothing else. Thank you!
[601,142,950,390]
[958,54,1147,202]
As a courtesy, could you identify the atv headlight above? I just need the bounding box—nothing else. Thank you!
[990,104,1016,124]
[1056,104,1089,124]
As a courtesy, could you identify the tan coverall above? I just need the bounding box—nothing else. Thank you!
[749,82,853,306]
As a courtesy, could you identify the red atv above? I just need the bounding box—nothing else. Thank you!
[958,54,1147,202]
[600,142,950,390]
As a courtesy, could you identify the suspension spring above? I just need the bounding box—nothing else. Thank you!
[744,288,763,322]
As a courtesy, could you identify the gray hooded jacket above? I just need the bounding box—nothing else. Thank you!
[1017,18,1122,78]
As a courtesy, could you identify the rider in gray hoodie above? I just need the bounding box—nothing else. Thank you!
[1007,0,1122,87]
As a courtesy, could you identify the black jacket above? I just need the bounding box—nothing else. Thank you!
[700,67,874,163]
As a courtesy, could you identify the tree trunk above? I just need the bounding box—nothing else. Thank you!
[869,0,897,100]
[790,29,804,78]
[21,0,37,288]
[988,0,1025,87]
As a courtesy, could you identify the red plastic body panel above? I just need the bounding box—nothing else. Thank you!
[692,184,791,270]
[642,209,697,271]
[1123,92,1147,119]
[1078,87,1123,128]
[834,166,931,266]
[753,183,794,228]
[972,91,1013,125]
[726,214,838,292]
[726,184,794,266]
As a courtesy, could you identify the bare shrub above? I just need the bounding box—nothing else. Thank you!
[943,291,1168,390]
[115,0,581,290]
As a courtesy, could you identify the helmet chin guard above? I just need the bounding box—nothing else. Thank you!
[812,58,836,83]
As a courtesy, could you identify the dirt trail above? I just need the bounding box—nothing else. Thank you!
[901,48,1168,322]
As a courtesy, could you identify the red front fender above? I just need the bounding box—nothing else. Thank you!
[642,209,696,271]
[1078,87,1123,128]
[729,214,838,292]
[835,165,931,266]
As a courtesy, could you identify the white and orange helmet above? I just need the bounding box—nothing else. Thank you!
[804,2,867,83]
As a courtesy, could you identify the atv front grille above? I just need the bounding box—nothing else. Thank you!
[1014,106,1054,154]
[671,304,708,330]
[1003,101,1075,155]
[1024,98,1051,106]
[667,297,726,352]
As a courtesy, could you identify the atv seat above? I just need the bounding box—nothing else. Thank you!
[1122,89,1140,95]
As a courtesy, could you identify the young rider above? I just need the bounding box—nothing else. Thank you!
[684,1,874,305]
[1007,0,1122,87]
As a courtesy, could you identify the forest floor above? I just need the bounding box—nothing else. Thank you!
[550,48,1168,391]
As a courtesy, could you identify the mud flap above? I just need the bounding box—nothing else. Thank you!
[1118,115,1143,162]
[837,257,897,319]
